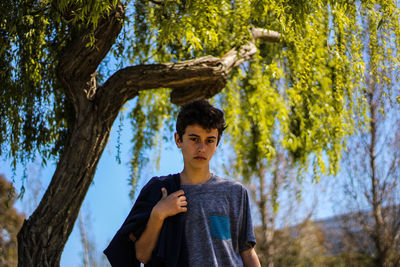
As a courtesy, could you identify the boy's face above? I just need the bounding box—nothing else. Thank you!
[175,124,219,171]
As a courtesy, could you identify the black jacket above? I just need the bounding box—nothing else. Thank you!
[104,174,187,267]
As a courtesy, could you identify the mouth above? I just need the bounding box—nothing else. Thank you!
[194,156,207,160]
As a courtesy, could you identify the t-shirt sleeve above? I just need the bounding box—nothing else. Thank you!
[238,187,256,252]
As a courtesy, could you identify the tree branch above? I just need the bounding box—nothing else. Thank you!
[99,27,281,106]
[98,56,227,106]
[251,28,281,42]
[222,28,281,73]
[57,4,125,99]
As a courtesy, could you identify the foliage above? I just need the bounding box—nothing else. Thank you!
[128,0,400,191]
[1,1,400,193]
[0,0,119,170]
[0,174,24,267]
[128,89,177,197]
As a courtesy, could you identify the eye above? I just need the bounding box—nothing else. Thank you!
[207,139,215,143]
[190,138,199,142]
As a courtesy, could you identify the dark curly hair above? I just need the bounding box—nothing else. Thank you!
[176,99,226,144]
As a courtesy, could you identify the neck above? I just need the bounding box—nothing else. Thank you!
[180,167,212,185]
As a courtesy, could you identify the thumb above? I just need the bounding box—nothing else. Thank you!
[161,187,168,199]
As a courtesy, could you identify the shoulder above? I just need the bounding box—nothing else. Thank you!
[211,175,248,193]
[135,173,179,202]
[212,175,245,186]
[154,173,180,188]
[140,173,178,192]
[209,176,251,207]
[141,173,180,195]
[155,173,178,182]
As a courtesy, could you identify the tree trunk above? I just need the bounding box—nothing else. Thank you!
[17,101,119,266]
[17,5,125,264]
[255,165,276,267]
[367,81,387,267]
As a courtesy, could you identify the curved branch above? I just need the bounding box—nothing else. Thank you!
[99,27,281,106]
[98,56,227,107]
[221,42,258,73]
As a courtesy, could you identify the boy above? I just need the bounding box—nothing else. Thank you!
[105,100,260,266]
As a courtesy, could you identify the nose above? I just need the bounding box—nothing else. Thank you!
[197,141,205,152]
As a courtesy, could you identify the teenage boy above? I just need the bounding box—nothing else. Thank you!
[104,100,260,267]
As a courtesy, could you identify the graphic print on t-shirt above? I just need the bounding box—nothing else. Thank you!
[210,215,231,240]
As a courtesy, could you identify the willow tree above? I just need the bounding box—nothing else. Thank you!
[1,0,400,266]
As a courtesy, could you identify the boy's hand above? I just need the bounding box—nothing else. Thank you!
[152,188,187,221]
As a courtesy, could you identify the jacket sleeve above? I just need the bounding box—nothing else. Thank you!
[103,177,162,267]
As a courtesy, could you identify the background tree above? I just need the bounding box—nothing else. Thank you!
[0,174,24,267]
[78,206,99,267]
[339,52,400,266]
[1,1,400,266]
[333,5,400,266]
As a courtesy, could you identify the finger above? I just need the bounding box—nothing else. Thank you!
[171,189,185,197]
[180,201,187,206]
[161,187,168,199]
[180,207,188,212]
[178,196,187,201]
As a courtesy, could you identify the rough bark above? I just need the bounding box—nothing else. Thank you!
[99,55,228,106]
[17,103,119,266]
[17,3,281,265]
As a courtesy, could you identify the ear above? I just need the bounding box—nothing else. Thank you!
[174,133,181,148]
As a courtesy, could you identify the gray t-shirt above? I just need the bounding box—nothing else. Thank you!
[180,175,256,266]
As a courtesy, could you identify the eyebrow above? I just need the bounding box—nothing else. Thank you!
[188,134,217,139]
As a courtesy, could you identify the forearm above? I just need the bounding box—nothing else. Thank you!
[240,248,261,267]
[134,209,164,263]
